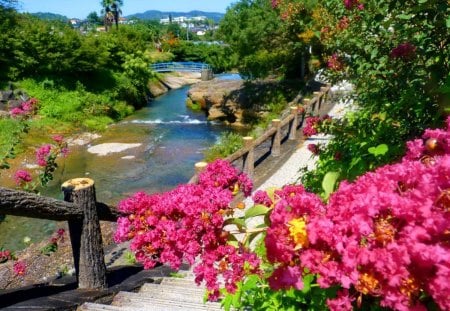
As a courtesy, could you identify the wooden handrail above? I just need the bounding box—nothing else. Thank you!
[191,84,333,182]
[0,187,121,221]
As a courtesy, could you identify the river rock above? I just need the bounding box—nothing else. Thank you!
[187,79,245,125]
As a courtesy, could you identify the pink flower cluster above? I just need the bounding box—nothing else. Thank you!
[115,159,258,300]
[35,144,52,167]
[303,115,332,137]
[327,53,344,71]
[13,169,32,186]
[13,260,27,277]
[344,0,364,10]
[262,117,450,310]
[0,250,12,263]
[9,98,38,118]
[390,43,416,60]
[263,185,325,290]
[198,159,253,196]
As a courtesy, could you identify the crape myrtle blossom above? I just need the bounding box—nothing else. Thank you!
[390,43,417,61]
[115,159,259,301]
[262,117,450,310]
[9,98,38,118]
[13,169,32,186]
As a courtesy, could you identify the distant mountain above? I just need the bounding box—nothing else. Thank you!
[127,10,225,23]
[30,12,69,21]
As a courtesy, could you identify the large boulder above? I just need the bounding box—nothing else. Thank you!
[187,79,245,126]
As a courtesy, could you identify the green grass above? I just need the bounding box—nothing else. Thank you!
[17,78,135,132]
[204,132,244,162]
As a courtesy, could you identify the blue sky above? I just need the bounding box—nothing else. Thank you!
[18,0,236,19]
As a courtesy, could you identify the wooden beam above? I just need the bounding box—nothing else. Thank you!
[0,187,121,221]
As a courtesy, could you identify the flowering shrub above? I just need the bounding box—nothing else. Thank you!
[115,159,259,300]
[236,118,450,311]
[116,120,450,310]
[9,98,38,119]
[40,228,65,256]
[13,135,69,192]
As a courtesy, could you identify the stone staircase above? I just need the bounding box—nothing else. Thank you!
[78,273,222,311]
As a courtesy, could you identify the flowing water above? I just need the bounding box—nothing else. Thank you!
[0,74,241,250]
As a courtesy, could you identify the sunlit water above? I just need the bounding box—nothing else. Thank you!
[0,74,242,250]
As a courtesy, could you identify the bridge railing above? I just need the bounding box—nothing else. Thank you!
[150,62,211,73]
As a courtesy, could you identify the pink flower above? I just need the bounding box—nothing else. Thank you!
[51,135,64,144]
[390,42,416,60]
[36,144,52,166]
[303,116,320,136]
[326,289,354,311]
[252,190,273,207]
[271,0,280,8]
[13,169,32,185]
[13,260,27,276]
[327,53,344,71]
[343,0,360,9]
[268,266,304,290]
[10,107,25,117]
[308,143,319,155]
[0,250,12,263]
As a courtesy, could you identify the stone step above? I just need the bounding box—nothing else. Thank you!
[160,277,201,287]
[112,291,222,311]
[139,282,207,296]
[138,283,207,303]
[78,302,141,311]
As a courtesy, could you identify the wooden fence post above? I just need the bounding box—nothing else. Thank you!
[272,119,281,157]
[320,86,329,104]
[243,136,255,178]
[302,98,311,116]
[313,91,321,112]
[289,106,298,140]
[62,178,107,290]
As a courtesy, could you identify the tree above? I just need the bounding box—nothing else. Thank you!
[86,11,102,25]
[101,0,123,31]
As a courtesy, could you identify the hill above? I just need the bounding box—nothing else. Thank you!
[126,10,224,23]
[30,12,68,21]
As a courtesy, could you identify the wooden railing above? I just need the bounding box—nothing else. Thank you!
[0,83,332,293]
[0,179,121,290]
[189,83,333,182]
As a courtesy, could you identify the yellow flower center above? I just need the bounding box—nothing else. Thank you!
[288,217,309,250]
[356,272,380,295]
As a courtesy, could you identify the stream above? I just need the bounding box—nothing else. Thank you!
[0,74,242,251]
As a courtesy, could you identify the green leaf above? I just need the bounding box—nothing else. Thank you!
[322,171,340,198]
[447,17,450,28]
[418,0,427,3]
[397,14,413,20]
[368,144,389,156]
[224,217,246,230]
[244,204,270,219]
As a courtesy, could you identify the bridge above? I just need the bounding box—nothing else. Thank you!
[150,61,212,73]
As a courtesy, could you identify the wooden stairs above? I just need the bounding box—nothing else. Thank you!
[78,272,222,311]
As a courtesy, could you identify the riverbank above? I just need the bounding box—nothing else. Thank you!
[148,72,202,97]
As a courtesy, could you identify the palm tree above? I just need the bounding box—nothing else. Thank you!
[100,0,123,30]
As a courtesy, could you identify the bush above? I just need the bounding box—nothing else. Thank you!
[204,132,244,161]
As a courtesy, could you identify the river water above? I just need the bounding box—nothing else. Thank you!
[0,74,241,250]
